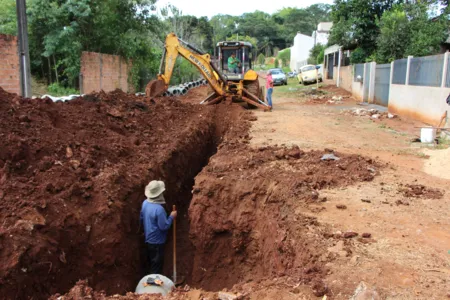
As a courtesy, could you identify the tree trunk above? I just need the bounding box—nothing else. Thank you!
[53,55,59,84]
[40,59,45,84]
[47,57,52,84]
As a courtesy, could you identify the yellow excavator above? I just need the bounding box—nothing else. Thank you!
[146,33,270,110]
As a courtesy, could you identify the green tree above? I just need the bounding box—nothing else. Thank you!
[272,5,331,47]
[0,0,17,35]
[277,48,291,67]
[405,3,447,57]
[226,34,257,46]
[329,0,401,60]
[26,0,160,89]
[210,14,238,43]
[350,47,367,64]
[161,5,214,53]
[317,48,325,64]
[376,5,410,63]
[375,3,447,62]
[308,44,325,64]
[257,53,265,65]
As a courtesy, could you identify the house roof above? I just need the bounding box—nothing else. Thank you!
[324,44,341,55]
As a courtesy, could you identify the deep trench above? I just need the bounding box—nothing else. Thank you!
[123,118,222,294]
[4,110,226,299]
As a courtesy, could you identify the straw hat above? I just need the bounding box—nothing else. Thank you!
[145,181,166,203]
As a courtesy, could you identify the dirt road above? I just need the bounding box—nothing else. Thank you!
[249,83,450,299]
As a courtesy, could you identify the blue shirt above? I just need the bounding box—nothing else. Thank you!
[140,200,173,244]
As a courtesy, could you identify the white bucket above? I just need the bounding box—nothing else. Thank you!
[420,127,436,143]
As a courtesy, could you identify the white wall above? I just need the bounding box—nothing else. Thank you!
[339,65,353,93]
[352,82,364,101]
[290,33,315,72]
[314,32,329,46]
[389,85,450,125]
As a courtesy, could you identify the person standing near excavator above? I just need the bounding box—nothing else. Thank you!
[140,180,177,275]
[260,71,274,110]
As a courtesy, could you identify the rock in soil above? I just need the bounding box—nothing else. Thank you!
[343,232,359,238]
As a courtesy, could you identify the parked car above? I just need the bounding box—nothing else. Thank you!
[297,65,322,85]
[269,68,288,85]
[287,71,297,78]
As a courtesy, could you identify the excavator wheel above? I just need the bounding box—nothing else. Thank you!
[145,79,166,98]
[244,80,260,109]
[259,86,265,103]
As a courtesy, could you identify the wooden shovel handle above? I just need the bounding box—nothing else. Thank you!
[172,205,176,283]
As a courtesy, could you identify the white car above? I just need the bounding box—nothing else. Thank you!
[298,65,322,85]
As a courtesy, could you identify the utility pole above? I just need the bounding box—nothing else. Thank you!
[16,0,32,97]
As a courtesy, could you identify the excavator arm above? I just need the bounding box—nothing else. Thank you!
[146,33,226,99]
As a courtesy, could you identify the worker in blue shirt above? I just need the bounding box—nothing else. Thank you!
[140,180,177,275]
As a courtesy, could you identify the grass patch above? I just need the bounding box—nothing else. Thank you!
[255,64,291,73]
[436,136,450,149]
[47,83,79,96]
[274,78,323,96]
[396,149,430,158]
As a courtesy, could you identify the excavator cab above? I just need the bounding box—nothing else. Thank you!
[217,41,253,81]
[145,33,270,110]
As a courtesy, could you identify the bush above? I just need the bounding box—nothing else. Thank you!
[277,48,291,67]
[257,53,265,65]
[350,48,368,64]
[47,83,79,96]
[308,44,325,65]
[317,48,325,65]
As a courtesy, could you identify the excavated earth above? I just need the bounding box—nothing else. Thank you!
[1,87,380,299]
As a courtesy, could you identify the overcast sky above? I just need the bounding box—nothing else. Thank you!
[155,0,334,18]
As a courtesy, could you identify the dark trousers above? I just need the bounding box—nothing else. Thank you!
[146,243,165,275]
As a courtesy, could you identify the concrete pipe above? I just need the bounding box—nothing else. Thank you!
[168,87,179,96]
[135,274,174,296]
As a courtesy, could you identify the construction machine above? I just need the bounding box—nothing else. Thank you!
[146,33,270,110]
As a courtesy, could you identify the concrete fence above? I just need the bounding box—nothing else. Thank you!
[389,54,450,125]
[328,49,450,127]
[80,52,133,94]
[0,34,20,95]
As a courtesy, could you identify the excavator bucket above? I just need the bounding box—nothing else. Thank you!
[145,79,167,98]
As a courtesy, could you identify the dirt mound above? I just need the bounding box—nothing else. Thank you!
[399,184,444,199]
[187,143,379,295]
[0,87,222,298]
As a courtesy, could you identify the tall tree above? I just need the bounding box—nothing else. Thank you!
[376,3,447,63]
[0,0,17,35]
[375,5,410,63]
[272,5,331,47]
[26,0,161,87]
[329,0,402,58]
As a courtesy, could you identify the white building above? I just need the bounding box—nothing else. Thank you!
[289,32,315,72]
[312,22,333,46]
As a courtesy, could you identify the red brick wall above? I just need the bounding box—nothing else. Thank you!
[80,51,133,94]
[0,34,20,95]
